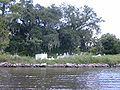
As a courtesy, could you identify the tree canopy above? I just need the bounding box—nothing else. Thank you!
[3,0,120,56]
[100,33,120,54]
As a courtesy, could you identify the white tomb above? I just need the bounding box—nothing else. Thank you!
[35,53,48,60]
[92,54,101,57]
[57,52,70,59]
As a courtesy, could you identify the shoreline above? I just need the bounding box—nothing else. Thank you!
[0,62,120,68]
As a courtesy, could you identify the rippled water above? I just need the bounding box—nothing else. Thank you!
[0,67,120,90]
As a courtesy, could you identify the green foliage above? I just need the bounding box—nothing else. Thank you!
[100,33,120,54]
[88,37,104,55]
[0,0,14,15]
[43,33,60,51]
[0,29,9,51]
[60,4,103,52]
[0,54,36,63]
[1,0,104,56]
[0,15,10,51]
[59,27,79,53]
[89,47,97,54]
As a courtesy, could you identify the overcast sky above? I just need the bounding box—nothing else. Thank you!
[33,0,120,38]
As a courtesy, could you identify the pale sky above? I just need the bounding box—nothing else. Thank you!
[34,0,120,38]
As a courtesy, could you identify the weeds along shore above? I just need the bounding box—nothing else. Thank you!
[1,54,120,67]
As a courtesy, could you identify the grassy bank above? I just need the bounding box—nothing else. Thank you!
[1,53,120,66]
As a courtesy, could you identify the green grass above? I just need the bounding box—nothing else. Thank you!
[0,53,120,66]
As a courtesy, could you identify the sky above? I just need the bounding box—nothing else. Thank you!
[33,0,120,38]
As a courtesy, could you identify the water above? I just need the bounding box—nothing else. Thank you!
[0,67,120,90]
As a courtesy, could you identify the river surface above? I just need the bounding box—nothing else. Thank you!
[0,67,120,90]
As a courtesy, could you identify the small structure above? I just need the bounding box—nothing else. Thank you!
[48,57,55,60]
[57,52,70,59]
[92,54,101,57]
[12,54,21,59]
[35,53,48,60]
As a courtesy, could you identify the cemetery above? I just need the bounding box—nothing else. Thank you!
[35,52,71,60]
[0,52,120,68]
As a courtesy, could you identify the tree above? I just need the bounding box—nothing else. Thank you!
[5,2,104,56]
[60,5,103,52]
[0,23,10,51]
[0,0,15,51]
[39,5,62,52]
[89,37,104,54]
[6,0,40,55]
[100,33,120,54]
[6,1,62,55]
[0,0,16,16]
[59,27,79,53]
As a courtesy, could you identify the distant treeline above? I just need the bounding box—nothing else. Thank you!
[0,0,120,56]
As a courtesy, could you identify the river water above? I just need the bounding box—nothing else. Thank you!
[0,67,120,90]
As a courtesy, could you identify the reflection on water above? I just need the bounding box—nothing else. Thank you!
[0,67,120,90]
